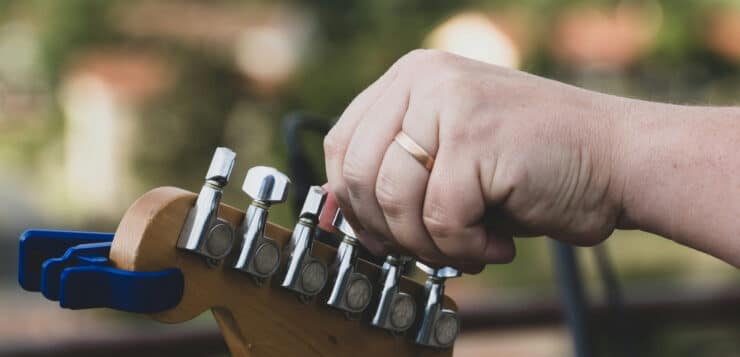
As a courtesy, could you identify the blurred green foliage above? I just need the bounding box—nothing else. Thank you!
[0,0,737,275]
[0,1,739,355]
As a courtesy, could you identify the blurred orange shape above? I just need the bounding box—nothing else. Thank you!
[550,3,661,70]
[705,7,740,62]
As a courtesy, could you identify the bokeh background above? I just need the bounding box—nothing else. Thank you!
[1,0,739,356]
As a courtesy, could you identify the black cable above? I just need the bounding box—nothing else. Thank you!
[552,241,595,357]
[282,111,332,215]
[281,112,383,265]
[593,244,636,357]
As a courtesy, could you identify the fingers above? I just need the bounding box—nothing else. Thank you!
[460,263,486,274]
[482,229,516,264]
[324,64,401,240]
[323,50,520,267]
[422,138,516,264]
[317,188,388,254]
[321,178,505,269]
[341,79,411,253]
[372,99,448,263]
[375,141,446,262]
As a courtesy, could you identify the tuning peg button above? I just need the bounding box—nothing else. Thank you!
[176,147,237,263]
[281,186,329,299]
[242,166,290,203]
[371,255,417,332]
[415,262,462,348]
[326,210,373,314]
[205,147,237,186]
[233,166,290,280]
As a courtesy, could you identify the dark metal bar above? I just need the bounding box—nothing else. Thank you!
[1,328,228,357]
[457,285,740,331]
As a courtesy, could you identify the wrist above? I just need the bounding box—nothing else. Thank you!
[583,93,652,231]
[608,98,740,265]
[611,99,714,236]
[609,96,672,231]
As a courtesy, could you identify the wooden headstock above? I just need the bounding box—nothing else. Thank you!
[109,186,455,357]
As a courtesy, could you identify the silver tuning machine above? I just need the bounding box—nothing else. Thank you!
[176,147,237,266]
[415,263,462,349]
[326,210,373,315]
[371,255,417,333]
[233,166,290,281]
[281,186,328,301]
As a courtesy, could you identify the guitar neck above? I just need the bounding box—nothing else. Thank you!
[109,186,454,357]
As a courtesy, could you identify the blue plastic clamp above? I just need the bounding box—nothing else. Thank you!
[18,229,184,314]
[19,229,114,292]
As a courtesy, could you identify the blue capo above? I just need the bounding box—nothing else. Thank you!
[18,229,184,314]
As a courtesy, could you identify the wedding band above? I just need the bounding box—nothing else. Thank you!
[394,131,434,171]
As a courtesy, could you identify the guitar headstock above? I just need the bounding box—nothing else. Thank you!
[108,148,459,357]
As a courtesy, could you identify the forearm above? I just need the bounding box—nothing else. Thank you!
[615,99,740,266]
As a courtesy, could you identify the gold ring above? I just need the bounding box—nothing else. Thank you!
[394,131,434,171]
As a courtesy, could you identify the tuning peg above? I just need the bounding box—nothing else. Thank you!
[414,262,462,348]
[242,166,291,203]
[416,264,461,280]
[371,255,417,333]
[232,166,290,281]
[332,209,356,237]
[326,210,373,315]
[176,147,237,264]
[281,186,328,300]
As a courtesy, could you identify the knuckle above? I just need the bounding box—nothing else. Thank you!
[373,245,390,256]
[438,246,469,262]
[398,49,448,71]
[375,173,407,218]
[326,178,350,208]
[395,235,443,265]
[438,75,474,99]
[341,156,370,190]
[359,237,387,257]
[396,234,426,256]
[422,188,458,238]
[399,49,431,65]
[417,48,449,63]
[330,185,350,209]
[444,117,470,144]
[422,208,455,239]
[451,233,486,260]
[323,132,343,158]
[330,184,348,205]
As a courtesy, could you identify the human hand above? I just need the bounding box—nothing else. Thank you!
[322,49,629,271]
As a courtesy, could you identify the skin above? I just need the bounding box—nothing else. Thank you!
[318,49,740,272]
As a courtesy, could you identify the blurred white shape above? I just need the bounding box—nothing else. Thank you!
[236,25,298,85]
[60,74,132,214]
[234,9,313,88]
[426,12,520,69]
